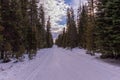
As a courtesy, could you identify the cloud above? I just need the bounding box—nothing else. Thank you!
[39,0,69,34]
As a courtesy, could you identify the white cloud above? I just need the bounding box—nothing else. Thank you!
[39,0,69,34]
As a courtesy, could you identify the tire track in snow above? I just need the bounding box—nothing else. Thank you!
[24,48,54,80]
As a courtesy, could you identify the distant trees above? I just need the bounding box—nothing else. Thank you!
[56,0,120,59]
[0,0,53,62]
[56,8,78,49]
[55,28,67,48]
[46,17,53,48]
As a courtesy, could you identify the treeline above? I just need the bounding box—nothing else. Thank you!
[56,0,120,59]
[0,0,53,62]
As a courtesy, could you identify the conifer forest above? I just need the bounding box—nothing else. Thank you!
[0,0,53,62]
[0,0,120,62]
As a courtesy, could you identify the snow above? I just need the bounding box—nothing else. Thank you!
[0,45,120,80]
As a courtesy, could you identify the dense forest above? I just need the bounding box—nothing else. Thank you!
[0,0,120,63]
[0,0,53,62]
[56,0,120,59]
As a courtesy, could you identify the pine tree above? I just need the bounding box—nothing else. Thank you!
[46,17,53,48]
[70,8,78,48]
[27,0,38,59]
[0,1,4,59]
[20,0,30,51]
[85,0,96,55]
[95,0,107,55]
[111,0,120,58]
[37,5,47,48]
[77,5,88,49]
[66,8,78,49]
[66,8,71,48]
[10,0,25,60]
[0,0,13,62]
[62,28,67,48]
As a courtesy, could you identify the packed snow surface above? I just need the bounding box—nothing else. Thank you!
[0,45,120,80]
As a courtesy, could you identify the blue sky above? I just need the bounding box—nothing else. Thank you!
[57,16,66,25]
[58,0,79,26]
[58,0,72,25]
[65,0,72,5]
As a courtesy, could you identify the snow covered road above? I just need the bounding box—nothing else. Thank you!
[0,46,120,80]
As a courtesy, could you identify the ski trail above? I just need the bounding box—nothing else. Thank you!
[24,49,54,80]
[1,46,120,80]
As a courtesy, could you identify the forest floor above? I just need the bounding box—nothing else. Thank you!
[0,45,120,80]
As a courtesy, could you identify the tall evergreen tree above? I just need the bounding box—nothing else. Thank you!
[77,6,88,49]
[10,0,25,60]
[46,17,53,48]
[62,28,67,48]
[95,0,107,54]
[0,0,13,62]
[66,8,78,49]
[37,5,47,48]
[27,0,38,59]
[0,1,4,59]
[85,0,96,55]
[20,0,30,51]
